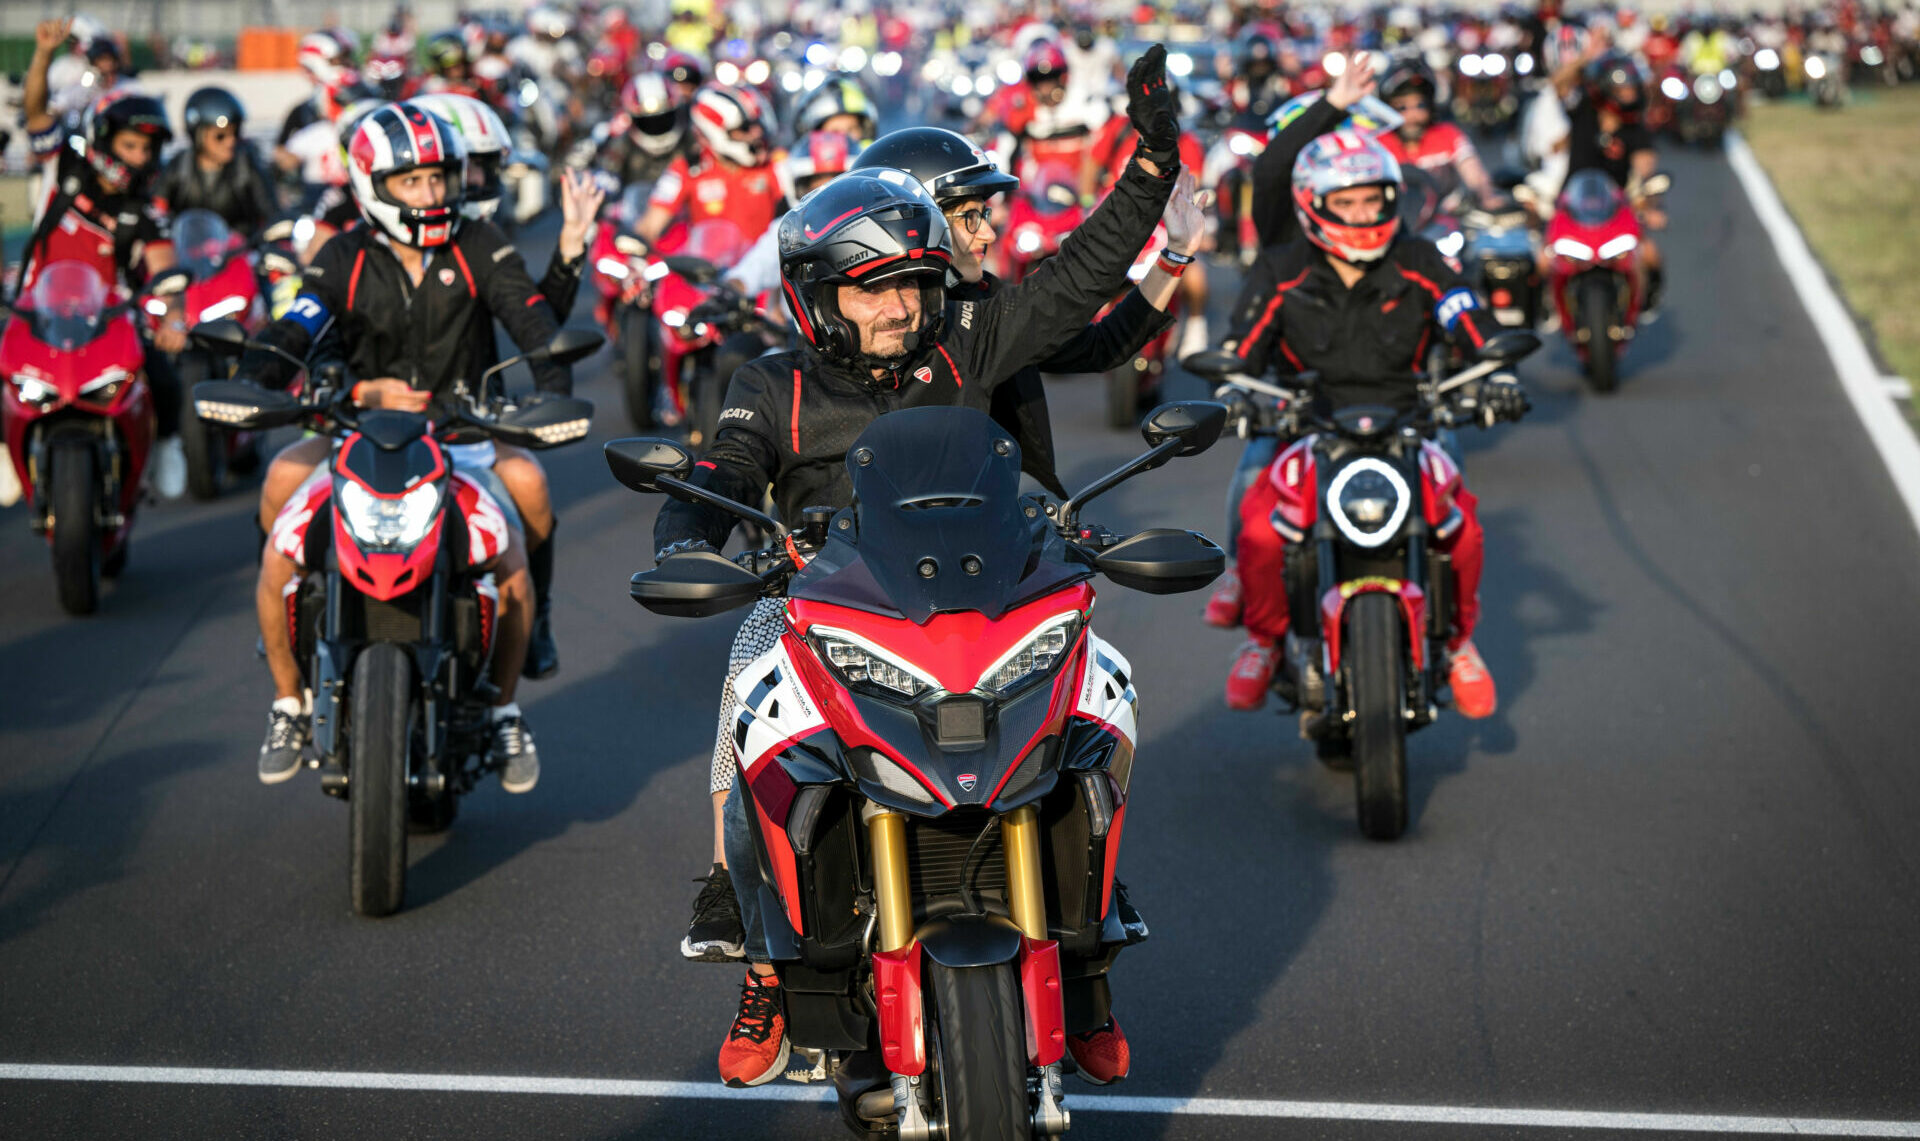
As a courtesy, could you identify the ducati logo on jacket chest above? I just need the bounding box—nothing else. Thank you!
[439,267,456,287]
[914,366,933,384]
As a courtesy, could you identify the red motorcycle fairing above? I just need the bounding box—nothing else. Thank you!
[1544,174,1645,336]
[1019,936,1067,1066]
[0,294,152,517]
[1321,577,1429,673]
[1266,435,1462,541]
[873,943,927,1075]
[183,251,265,330]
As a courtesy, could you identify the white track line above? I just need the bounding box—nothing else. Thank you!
[1726,130,1920,539]
[3,1064,1918,1136]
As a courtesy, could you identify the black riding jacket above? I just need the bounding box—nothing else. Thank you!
[964,271,1177,499]
[152,141,280,240]
[654,158,1176,554]
[1226,234,1504,411]
[239,220,568,401]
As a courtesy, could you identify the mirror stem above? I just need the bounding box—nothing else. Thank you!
[1059,439,1184,532]
[654,474,789,538]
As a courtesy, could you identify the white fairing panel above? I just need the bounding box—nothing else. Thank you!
[731,638,829,774]
[1073,631,1138,749]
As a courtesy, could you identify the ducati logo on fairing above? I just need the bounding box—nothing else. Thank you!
[438,268,457,286]
[958,773,978,792]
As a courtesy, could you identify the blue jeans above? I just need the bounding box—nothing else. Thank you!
[723,783,770,962]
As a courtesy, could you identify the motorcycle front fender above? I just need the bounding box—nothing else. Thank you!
[914,912,1025,969]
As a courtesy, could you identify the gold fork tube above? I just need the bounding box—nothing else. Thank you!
[1001,805,1048,940]
[868,810,914,953]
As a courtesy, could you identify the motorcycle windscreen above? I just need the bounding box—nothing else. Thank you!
[27,261,111,352]
[173,209,234,281]
[805,406,1042,624]
[1560,169,1626,227]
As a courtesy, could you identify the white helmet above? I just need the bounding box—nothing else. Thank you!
[346,102,468,248]
[408,91,512,222]
[298,32,351,86]
[690,84,773,167]
[621,72,688,157]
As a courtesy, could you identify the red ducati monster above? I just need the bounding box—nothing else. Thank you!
[190,320,599,916]
[608,402,1227,1139]
[1,261,167,615]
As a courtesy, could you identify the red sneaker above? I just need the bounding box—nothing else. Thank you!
[718,970,790,1088]
[1225,639,1279,711]
[1202,565,1243,628]
[1449,639,1498,720]
[1066,1016,1130,1085]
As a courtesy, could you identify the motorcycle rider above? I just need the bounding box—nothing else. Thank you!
[657,47,1183,1091]
[152,87,279,241]
[1374,60,1501,208]
[624,84,784,254]
[18,18,189,501]
[239,102,577,792]
[1218,130,1523,717]
[592,71,700,190]
[1549,48,1665,315]
[788,75,879,144]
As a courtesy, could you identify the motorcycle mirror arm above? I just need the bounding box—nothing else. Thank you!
[1058,438,1186,533]
[1433,357,1505,396]
[653,473,790,539]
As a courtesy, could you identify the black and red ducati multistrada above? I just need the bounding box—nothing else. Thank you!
[608,402,1227,1140]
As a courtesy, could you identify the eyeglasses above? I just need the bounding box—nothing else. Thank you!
[950,205,995,235]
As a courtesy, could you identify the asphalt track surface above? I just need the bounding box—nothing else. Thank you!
[5,141,1920,1141]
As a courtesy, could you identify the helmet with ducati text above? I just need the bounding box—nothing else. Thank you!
[408,92,511,222]
[850,126,1018,207]
[778,169,953,369]
[691,83,774,166]
[1291,128,1403,264]
[346,101,468,247]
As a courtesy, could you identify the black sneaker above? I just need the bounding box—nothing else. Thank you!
[522,604,559,679]
[683,862,747,962]
[258,707,308,785]
[492,714,540,793]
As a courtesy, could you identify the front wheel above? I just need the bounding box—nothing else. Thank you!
[619,305,658,431]
[1580,279,1618,395]
[49,442,101,616]
[1346,593,1409,841]
[176,352,225,500]
[349,643,413,917]
[928,962,1029,1141]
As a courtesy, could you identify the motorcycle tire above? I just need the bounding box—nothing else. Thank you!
[928,962,1028,1141]
[1347,593,1409,841]
[50,441,101,616]
[1106,363,1140,430]
[177,352,226,501]
[348,642,413,917]
[620,306,658,431]
[1581,280,1618,395]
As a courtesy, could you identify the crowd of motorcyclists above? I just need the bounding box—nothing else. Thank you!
[1,0,1902,1131]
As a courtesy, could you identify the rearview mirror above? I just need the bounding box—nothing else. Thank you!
[541,327,606,367]
[661,256,721,285]
[630,550,766,617]
[1141,401,1227,457]
[1180,348,1244,381]
[193,380,302,430]
[493,396,595,448]
[1640,172,1672,198]
[190,318,250,352]
[606,437,695,493]
[1478,329,1541,365]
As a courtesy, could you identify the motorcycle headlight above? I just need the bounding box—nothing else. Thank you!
[1552,237,1595,261]
[1460,54,1484,78]
[1693,75,1723,103]
[1597,234,1639,261]
[952,75,975,97]
[1016,229,1043,254]
[1483,53,1507,76]
[1436,230,1466,259]
[1228,132,1260,157]
[979,614,1081,697]
[10,374,60,408]
[1756,48,1780,71]
[79,366,130,404]
[198,295,248,324]
[715,60,740,86]
[336,478,442,551]
[1663,75,1691,101]
[595,256,629,280]
[1805,56,1827,80]
[1516,52,1535,75]
[814,628,937,701]
[745,59,771,85]
[1328,457,1411,548]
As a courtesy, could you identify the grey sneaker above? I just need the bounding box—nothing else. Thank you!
[259,707,308,784]
[493,714,540,793]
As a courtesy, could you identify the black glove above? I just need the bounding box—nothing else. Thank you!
[1126,44,1181,171]
[1478,379,1531,427]
[654,537,718,564]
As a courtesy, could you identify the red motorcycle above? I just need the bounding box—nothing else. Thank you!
[1544,170,1670,393]
[1,261,157,614]
[999,161,1083,282]
[162,209,270,499]
[190,319,600,916]
[609,402,1228,1138]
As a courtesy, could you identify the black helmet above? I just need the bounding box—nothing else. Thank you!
[778,170,953,369]
[1585,52,1645,116]
[850,127,1018,208]
[1381,60,1437,103]
[82,91,172,193]
[1235,29,1282,80]
[183,86,246,136]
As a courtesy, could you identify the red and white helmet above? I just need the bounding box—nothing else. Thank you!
[1024,40,1070,86]
[691,84,773,167]
[407,92,511,222]
[298,32,352,86]
[347,102,468,248]
[620,72,688,156]
[777,130,866,202]
[1291,129,1403,264]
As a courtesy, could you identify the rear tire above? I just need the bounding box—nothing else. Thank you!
[928,962,1028,1141]
[1347,593,1409,841]
[349,643,412,917]
[620,306,658,431]
[1580,280,1618,395]
[177,352,225,500]
[50,443,100,616]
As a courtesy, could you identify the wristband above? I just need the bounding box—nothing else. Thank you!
[1155,252,1190,277]
[1158,248,1194,265]
[350,381,366,406]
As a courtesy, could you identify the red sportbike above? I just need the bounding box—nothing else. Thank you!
[999,161,1083,282]
[191,320,600,917]
[1,261,157,614]
[609,402,1228,1139]
[1544,170,1670,394]
[163,209,270,499]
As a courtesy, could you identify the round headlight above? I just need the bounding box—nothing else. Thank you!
[1327,458,1411,548]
